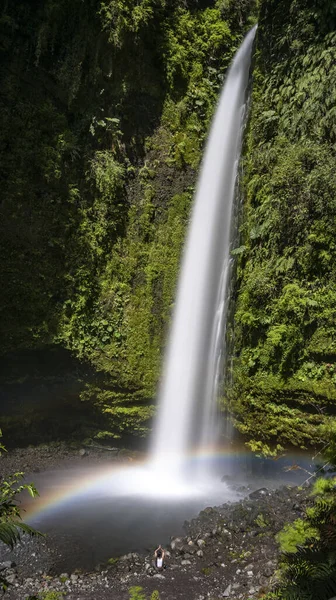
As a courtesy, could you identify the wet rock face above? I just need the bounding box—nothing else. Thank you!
[2,485,313,600]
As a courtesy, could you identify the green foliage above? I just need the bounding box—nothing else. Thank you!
[129,587,147,600]
[128,588,160,600]
[0,471,41,549]
[255,513,268,528]
[0,437,42,590]
[28,593,65,600]
[229,0,336,450]
[277,519,319,553]
[0,0,257,440]
[269,475,336,600]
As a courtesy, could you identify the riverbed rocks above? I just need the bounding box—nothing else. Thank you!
[1,481,313,600]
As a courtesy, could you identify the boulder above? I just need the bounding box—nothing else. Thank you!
[248,488,269,500]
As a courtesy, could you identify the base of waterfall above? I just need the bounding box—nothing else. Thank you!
[1,482,313,600]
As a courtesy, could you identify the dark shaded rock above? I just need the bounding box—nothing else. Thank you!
[248,488,269,500]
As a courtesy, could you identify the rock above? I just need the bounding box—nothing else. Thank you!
[70,574,79,582]
[196,550,204,558]
[171,537,184,552]
[59,573,69,579]
[6,573,17,584]
[236,569,242,575]
[202,507,215,515]
[79,449,87,457]
[197,539,205,548]
[223,584,232,597]
[0,561,16,570]
[248,488,269,500]
[247,570,253,577]
[153,573,165,579]
[181,560,191,566]
[120,553,133,562]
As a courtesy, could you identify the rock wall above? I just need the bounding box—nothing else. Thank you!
[229,0,336,451]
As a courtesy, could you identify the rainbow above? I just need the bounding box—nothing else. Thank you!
[23,447,313,523]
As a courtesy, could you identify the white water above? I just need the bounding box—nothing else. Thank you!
[150,27,257,476]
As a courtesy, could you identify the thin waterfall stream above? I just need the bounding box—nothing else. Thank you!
[150,26,257,476]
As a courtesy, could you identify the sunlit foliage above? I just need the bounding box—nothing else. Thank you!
[229,0,336,450]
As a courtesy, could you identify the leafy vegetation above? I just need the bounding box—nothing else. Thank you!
[0,437,41,590]
[0,0,256,440]
[261,431,336,600]
[27,593,64,600]
[128,587,160,600]
[229,0,336,450]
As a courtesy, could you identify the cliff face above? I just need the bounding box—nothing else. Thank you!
[3,0,335,449]
[0,1,255,437]
[230,0,336,451]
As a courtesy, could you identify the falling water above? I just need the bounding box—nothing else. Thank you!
[150,27,257,475]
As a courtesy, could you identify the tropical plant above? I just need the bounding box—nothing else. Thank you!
[0,437,42,590]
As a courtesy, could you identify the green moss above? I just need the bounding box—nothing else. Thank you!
[0,0,256,435]
[255,513,268,528]
[201,566,213,576]
[229,0,336,450]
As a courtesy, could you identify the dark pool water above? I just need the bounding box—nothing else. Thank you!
[21,448,319,570]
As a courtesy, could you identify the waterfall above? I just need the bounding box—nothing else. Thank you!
[150,26,257,476]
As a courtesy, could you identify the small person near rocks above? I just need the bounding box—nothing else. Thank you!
[154,545,166,571]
